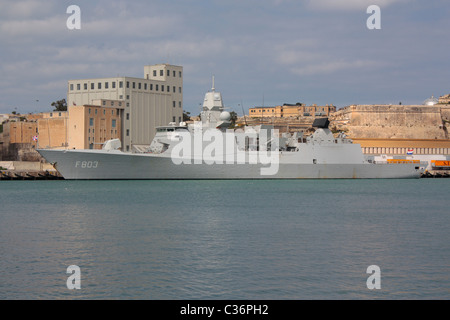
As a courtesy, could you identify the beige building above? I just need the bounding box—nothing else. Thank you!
[68,99,123,150]
[6,121,38,145]
[37,111,68,149]
[0,121,39,161]
[249,103,336,118]
[67,63,183,152]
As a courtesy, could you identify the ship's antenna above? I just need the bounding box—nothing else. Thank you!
[240,99,248,126]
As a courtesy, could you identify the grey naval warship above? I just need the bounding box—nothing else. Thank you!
[38,84,426,179]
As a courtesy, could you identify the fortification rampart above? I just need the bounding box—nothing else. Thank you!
[330,104,450,140]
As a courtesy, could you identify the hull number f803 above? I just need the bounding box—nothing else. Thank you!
[75,161,98,168]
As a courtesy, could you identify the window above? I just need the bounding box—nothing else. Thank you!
[126,81,129,88]
[166,86,170,92]
[118,102,122,107]
[112,82,116,89]
[153,70,156,77]
[160,70,163,76]
[111,101,114,106]
[95,109,98,115]
[126,95,129,100]
[173,86,176,93]
[126,129,129,136]
[91,83,94,90]
[173,101,176,108]
[103,100,106,106]
[119,95,123,99]
[76,84,80,90]
[179,117,181,123]
[119,81,123,88]
[132,82,135,89]
[138,83,141,89]
[112,119,116,128]
[179,71,182,77]
[126,113,129,120]
[84,83,87,90]
[98,82,101,89]
[179,87,182,93]
[173,71,176,77]
[105,82,109,89]
[179,101,181,108]
[156,85,159,91]
[112,110,114,115]
[167,70,170,76]
[144,83,147,90]
[161,85,164,92]
[70,84,74,91]
[150,84,153,90]
[103,110,105,115]
[89,118,94,126]
[173,116,176,122]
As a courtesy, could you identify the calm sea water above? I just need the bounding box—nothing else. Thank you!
[0,179,449,300]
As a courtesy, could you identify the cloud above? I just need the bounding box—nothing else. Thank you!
[291,59,383,76]
[0,0,57,19]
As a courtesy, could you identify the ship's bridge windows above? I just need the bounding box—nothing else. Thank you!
[157,127,188,133]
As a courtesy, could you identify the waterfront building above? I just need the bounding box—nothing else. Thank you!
[37,112,68,149]
[67,64,183,152]
[68,99,123,150]
[249,103,336,118]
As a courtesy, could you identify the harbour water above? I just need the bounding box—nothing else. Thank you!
[0,179,449,300]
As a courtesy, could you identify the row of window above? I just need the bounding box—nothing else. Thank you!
[89,108,121,116]
[153,69,182,78]
[89,118,117,127]
[88,128,118,134]
[69,81,182,93]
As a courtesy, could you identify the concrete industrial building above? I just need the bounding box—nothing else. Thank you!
[67,64,183,152]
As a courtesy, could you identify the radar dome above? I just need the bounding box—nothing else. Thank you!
[423,95,438,106]
[219,111,231,121]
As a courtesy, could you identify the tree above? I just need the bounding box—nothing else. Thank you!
[230,111,238,125]
[51,99,67,111]
[183,111,191,122]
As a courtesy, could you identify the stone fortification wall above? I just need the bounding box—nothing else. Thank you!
[330,104,450,140]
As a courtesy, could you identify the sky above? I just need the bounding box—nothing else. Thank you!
[0,0,449,116]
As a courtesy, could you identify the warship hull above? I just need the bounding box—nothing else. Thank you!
[37,149,424,180]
